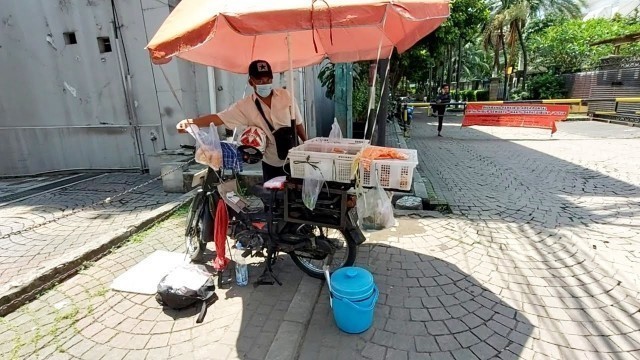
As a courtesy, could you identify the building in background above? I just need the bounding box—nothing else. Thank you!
[0,0,333,176]
[583,0,640,20]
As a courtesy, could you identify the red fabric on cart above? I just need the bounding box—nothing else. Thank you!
[213,199,230,271]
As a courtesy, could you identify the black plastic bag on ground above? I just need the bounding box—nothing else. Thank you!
[155,264,217,323]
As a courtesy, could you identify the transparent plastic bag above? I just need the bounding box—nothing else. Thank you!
[329,118,343,139]
[302,166,324,210]
[322,118,344,154]
[356,177,395,231]
[187,123,223,170]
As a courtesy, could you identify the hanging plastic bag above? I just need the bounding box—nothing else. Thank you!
[302,165,324,210]
[322,118,345,154]
[187,123,223,170]
[356,173,395,230]
[329,118,343,139]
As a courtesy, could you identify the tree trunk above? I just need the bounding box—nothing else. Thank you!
[499,29,508,100]
[455,38,463,102]
[515,21,527,90]
[447,45,454,85]
[428,66,433,100]
[375,59,390,146]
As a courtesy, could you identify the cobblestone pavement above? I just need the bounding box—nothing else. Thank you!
[3,117,640,360]
[299,116,640,360]
[0,174,182,295]
[0,210,304,360]
[0,176,67,199]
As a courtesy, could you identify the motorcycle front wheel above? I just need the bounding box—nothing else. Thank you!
[185,194,213,262]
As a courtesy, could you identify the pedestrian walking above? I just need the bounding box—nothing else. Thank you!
[432,84,451,137]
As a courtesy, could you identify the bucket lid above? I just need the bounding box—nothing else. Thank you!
[330,267,375,301]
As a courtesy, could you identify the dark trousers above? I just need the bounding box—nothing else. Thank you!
[437,111,445,133]
[262,162,290,182]
[434,106,446,133]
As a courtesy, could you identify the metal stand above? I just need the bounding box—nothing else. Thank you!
[217,270,232,288]
[254,191,282,287]
[254,246,282,286]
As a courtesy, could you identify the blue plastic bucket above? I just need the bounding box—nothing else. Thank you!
[330,267,379,334]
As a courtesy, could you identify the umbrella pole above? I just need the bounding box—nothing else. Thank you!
[287,32,298,146]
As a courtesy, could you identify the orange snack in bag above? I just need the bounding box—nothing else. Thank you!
[360,146,409,171]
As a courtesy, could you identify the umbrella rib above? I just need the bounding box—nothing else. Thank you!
[251,35,257,62]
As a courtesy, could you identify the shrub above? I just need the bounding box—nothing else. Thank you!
[510,88,531,101]
[466,90,477,102]
[527,73,566,100]
[475,89,489,101]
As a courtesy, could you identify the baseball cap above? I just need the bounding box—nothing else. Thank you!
[248,60,273,79]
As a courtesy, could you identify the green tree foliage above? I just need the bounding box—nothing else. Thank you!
[461,39,492,80]
[389,0,489,97]
[483,0,585,89]
[526,73,566,99]
[318,62,372,121]
[437,0,491,44]
[528,14,640,73]
[318,62,336,99]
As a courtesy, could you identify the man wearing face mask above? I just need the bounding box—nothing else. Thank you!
[177,60,307,181]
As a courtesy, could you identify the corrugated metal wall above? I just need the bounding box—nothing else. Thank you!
[0,0,211,176]
[0,1,331,176]
[563,67,640,113]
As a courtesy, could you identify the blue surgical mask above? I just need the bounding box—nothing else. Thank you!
[255,84,273,98]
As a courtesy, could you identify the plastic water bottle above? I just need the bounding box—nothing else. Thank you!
[235,243,249,286]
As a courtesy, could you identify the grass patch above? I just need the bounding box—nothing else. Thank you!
[93,287,108,297]
[130,203,189,244]
[54,306,79,322]
[79,261,95,272]
[172,203,190,218]
[435,203,452,214]
[10,336,25,360]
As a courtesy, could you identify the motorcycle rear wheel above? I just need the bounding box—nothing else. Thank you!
[289,226,357,279]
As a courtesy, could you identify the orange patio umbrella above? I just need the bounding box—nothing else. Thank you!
[146,0,450,73]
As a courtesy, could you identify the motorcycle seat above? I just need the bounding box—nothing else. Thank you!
[251,185,285,204]
[263,176,287,190]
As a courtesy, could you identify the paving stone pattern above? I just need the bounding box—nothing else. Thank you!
[0,174,183,291]
[0,212,303,360]
[299,116,640,360]
[3,117,640,360]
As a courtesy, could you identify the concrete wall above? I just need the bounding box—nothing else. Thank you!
[0,0,331,176]
[0,0,210,176]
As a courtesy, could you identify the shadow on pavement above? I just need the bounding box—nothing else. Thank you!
[299,241,533,359]
[393,114,640,357]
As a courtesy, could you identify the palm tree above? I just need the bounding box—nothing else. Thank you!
[505,3,529,87]
[484,0,585,90]
[461,40,492,80]
[482,10,510,96]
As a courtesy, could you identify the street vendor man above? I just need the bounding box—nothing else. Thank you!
[177,60,307,181]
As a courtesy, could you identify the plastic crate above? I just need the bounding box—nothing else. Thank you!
[359,149,418,191]
[289,142,364,183]
[305,137,370,146]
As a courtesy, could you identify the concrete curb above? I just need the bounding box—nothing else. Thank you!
[393,209,444,218]
[387,122,430,202]
[0,190,196,316]
[265,276,323,360]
